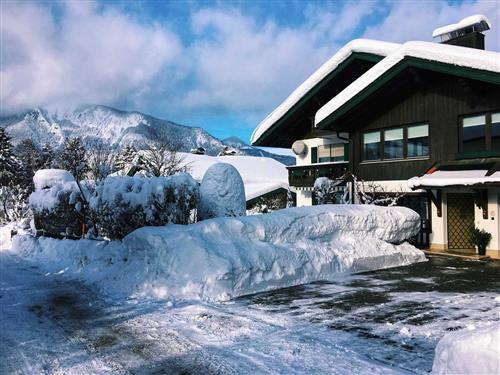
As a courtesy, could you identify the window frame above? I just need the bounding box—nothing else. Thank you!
[459,110,500,152]
[361,122,430,162]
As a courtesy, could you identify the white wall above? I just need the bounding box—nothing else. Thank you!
[474,188,499,252]
[295,135,348,166]
[429,191,447,249]
[296,190,313,207]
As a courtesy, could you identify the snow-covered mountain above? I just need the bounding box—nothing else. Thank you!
[0,106,294,165]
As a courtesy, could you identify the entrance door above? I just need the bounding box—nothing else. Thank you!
[447,193,475,250]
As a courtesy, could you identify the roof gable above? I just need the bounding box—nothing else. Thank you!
[315,41,500,128]
[251,39,400,146]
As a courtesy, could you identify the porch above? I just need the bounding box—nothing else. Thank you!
[287,161,348,188]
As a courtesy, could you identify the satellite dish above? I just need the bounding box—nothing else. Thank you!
[292,140,307,155]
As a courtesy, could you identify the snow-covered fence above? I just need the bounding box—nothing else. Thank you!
[90,173,199,239]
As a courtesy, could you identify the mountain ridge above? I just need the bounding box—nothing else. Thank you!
[0,105,295,165]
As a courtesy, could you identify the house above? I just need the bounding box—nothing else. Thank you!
[251,15,500,258]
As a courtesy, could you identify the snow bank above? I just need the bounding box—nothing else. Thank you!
[198,163,246,220]
[432,323,500,374]
[11,205,425,302]
[33,169,75,190]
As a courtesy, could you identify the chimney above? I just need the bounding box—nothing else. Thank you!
[432,15,491,50]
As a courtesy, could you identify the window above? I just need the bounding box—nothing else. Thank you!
[362,123,429,161]
[318,144,345,163]
[384,128,403,159]
[462,114,486,152]
[407,124,429,157]
[363,131,381,160]
[492,112,500,150]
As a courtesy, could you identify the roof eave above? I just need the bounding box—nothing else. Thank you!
[317,56,500,130]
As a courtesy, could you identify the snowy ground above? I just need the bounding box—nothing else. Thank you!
[2,253,498,374]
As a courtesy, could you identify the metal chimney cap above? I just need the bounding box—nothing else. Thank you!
[432,15,491,41]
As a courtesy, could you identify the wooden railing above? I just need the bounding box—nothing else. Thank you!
[287,162,349,187]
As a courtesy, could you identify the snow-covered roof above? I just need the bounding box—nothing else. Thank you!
[250,39,400,145]
[315,41,500,127]
[432,14,491,38]
[179,153,289,201]
[408,170,500,189]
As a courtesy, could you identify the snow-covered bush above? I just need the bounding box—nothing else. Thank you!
[314,177,345,204]
[432,323,499,374]
[29,170,87,238]
[90,173,199,239]
[198,163,246,220]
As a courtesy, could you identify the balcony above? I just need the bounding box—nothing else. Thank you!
[287,162,349,188]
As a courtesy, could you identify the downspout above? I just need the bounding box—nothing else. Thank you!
[336,131,355,203]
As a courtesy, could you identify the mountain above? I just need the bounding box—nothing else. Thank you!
[0,105,295,165]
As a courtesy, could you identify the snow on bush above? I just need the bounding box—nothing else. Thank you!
[197,163,246,220]
[29,173,88,238]
[33,169,75,190]
[12,205,426,302]
[432,323,499,375]
[89,173,199,239]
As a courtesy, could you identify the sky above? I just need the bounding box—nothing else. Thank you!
[1,0,499,144]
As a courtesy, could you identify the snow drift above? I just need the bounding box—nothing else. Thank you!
[198,163,246,220]
[11,205,426,302]
[432,323,500,374]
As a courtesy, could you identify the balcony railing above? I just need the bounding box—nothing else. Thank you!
[287,162,349,188]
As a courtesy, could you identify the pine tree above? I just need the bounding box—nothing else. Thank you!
[0,128,17,187]
[114,145,137,171]
[58,137,88,180]
[14,139,42,189]
[40,143,55,169]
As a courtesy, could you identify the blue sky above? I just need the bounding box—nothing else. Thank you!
[1,0,499,143]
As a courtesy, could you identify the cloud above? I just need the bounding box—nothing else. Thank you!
[1,0,497,141]
[0,1,183,114]
[181,2,377,115]
[362,0,500,50]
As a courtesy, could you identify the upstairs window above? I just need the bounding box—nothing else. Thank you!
[318,144,345,163]
[462,114,486,152]
[362,123,429,162]
[363,131,381,161]
[460,112,500,154]
[407,124,429,157]
[384,128,403,159]
[492,112,500,150]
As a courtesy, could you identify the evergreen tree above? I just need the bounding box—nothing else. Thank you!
[58,137,88,179]
[40,143,55,169]
[15,139,41,189]
[0,128,17,186]
[114,145,137,171]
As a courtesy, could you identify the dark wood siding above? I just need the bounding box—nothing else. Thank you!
[328,69,500,180]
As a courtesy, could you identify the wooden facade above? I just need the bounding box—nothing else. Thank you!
[323,69,500,180]
[254,54,382,147]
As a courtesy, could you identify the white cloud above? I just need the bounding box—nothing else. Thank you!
[362,0,500,50]
[0,1,183,114]
[181,2,378,115]
[1,0,497,136]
